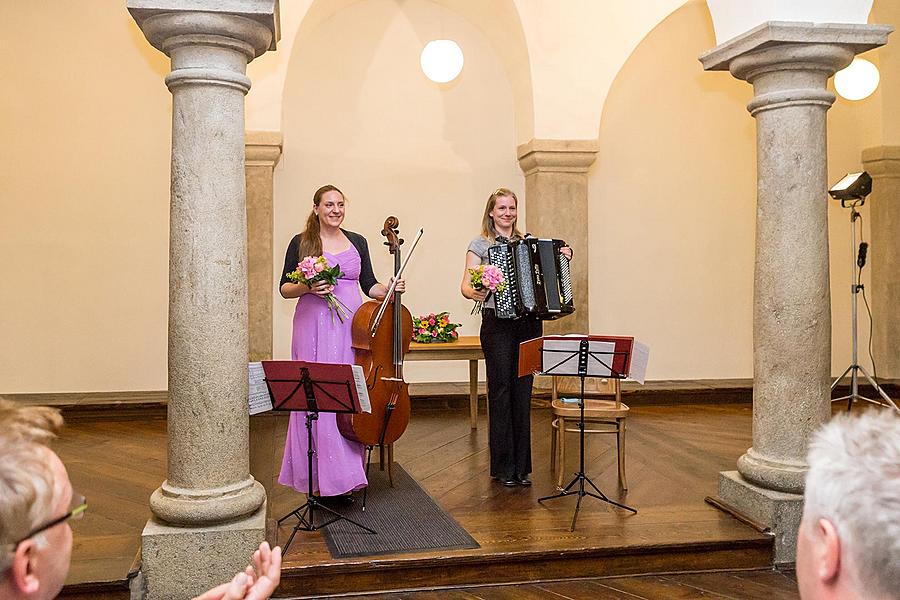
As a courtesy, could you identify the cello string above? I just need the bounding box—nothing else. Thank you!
[371,228,425,335]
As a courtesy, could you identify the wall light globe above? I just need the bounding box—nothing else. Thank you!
[420,40,464,83]
[835,58,880,101]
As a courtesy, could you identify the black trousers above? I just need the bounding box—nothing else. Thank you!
[480,309,543,479]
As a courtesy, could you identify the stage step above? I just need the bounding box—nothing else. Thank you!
[275,537,773,598]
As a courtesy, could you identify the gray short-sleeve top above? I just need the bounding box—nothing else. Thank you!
[467,236,495,309]
[467,236,491,264]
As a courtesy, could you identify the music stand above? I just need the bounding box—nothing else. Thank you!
[263,360,376,554]
[520,336,637,531]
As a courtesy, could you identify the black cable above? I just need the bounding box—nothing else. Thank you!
[855,211,879,384]
[861,285,878,384]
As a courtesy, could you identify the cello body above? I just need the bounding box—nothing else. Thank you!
[337,217,413,447]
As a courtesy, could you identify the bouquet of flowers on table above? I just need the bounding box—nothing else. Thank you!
[286,255,352,323]
[412,312,461,343]
[467,264,506,314]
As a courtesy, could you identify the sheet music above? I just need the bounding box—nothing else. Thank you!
[628,340,650,384]
[248,362,273,415]
[351,364,372,414]
[542,339,615,377]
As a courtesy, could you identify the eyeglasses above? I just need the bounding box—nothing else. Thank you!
[13,494,87,546]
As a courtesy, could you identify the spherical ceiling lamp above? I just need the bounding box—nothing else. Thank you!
[835,58,880,101]
[420,39,464,83]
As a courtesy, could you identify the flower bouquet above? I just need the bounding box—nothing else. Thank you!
[468,264,506,314]
[286,255,352,323]
[412,312,461,343]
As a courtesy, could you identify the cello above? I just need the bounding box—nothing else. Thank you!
[338,217,420,463]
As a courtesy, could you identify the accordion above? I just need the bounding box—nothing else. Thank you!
[487,238,575,320]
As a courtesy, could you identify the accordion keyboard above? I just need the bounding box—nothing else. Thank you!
[487,244,519,319]
[557,252,573,304]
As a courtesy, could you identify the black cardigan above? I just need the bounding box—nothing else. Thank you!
[279,229,378,298]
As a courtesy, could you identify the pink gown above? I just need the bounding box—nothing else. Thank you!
[278,246,368,496]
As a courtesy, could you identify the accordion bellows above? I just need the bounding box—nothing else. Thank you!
[487,238,575,320]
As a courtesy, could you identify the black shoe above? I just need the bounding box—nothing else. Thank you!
[500,478,518,487]
[516,475,532,486]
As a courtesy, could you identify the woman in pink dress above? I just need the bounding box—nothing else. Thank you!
[278,184,406,497]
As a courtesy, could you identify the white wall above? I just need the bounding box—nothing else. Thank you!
[0,2,172,393]
[707,0,874,45]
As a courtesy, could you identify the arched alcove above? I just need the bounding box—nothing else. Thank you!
[590,0,890,379]
[591,1,757,379]
[272,0,530,383]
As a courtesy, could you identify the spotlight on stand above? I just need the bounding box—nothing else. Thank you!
[828,171,899,412]
[828,171,872,207]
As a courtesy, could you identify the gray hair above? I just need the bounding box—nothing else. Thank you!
[804,409,900,599]
[0,440,57,575]
[0,400,63,576]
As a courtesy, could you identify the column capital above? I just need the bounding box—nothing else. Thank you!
[862,145,900,179]
[245,130,283,167]
[700,22,892,74]
[127,0,279,58]
[516,139,599,176]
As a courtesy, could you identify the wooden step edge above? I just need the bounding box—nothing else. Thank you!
[705,495,772,534]
[58,579,129,600]
[276,538,774,598]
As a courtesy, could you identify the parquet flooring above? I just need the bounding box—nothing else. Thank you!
[351,568,799,599]
[54,402,784,597]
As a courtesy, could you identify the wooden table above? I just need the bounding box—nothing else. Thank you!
[407,335,483,429]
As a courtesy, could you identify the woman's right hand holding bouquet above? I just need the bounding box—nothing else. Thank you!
[305,278,335,298]
[467,264,505,314]
[287,255,351,323]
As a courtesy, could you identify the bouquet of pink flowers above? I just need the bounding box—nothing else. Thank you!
[412,312,461,343]
[468,264,506,314]
[286,255,352,323]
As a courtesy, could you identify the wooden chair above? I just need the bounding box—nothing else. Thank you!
[549,375,629,490]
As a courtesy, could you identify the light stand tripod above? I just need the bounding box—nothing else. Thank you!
[831,202,898,412]
[537,339,636,531]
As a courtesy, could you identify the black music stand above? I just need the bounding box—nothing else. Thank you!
[528,337,637,531]
[263,361,376,554]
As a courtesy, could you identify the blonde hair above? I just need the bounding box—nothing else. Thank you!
[0,400,64,575]
[0,442,58,575]
[0,399,63,444]
[299,184,344,259]
[480,188,524,244]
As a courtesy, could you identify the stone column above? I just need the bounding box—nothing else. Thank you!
[127,3,279,598]
[245,131,283,516]
[862,146,900,380]
[246,131,282,362]
[517,139,598,336]
[700,22,891,563]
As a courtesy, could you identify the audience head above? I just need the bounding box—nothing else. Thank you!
[0,401,74,600]
[797,409,900,600]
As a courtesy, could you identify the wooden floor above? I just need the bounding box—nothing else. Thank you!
[351,569,799,599]
[55,401,792,598]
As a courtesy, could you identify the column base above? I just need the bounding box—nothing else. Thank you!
[150,477,266,526]
[719,470,802,564]
[737,447,806,494]
[135,502,267,600]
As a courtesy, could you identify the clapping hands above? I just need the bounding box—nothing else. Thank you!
[193,542,282,600]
